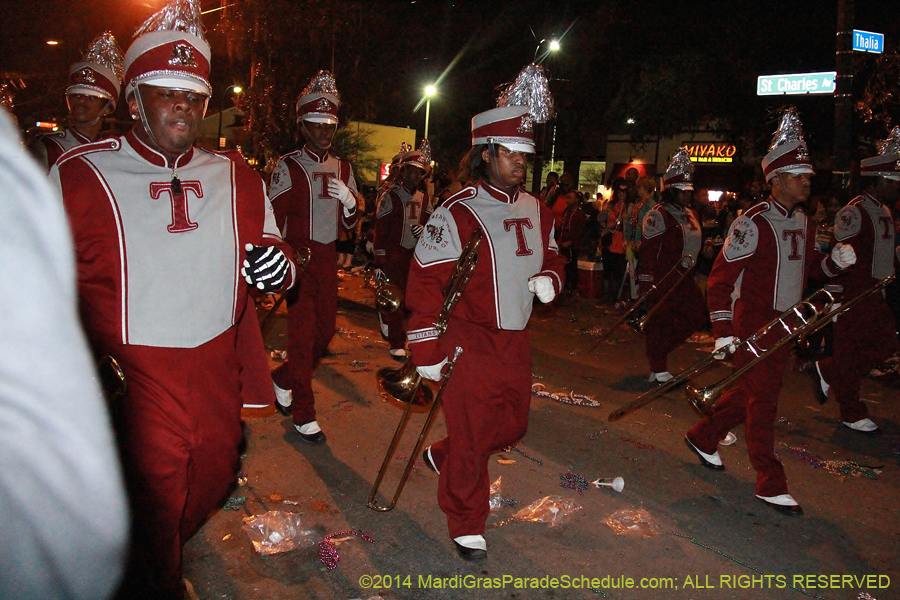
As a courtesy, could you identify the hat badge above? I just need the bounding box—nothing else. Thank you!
[168,43,197,68]
[75,67,96,84]
[517,114,534,134]
[316,97,331,112]
[795,143,809,162]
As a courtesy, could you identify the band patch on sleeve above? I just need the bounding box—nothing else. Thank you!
[268,159,292,200]
[642,208,666,239]
[710,310,732,322]
[834,205,861,241]
[376,194,393,218]
[721,215,758,261]
[415,207,461,266]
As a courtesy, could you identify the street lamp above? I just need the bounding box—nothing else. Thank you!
[549,39,560,51]
[423,84,436,140]
[217,84,243,150]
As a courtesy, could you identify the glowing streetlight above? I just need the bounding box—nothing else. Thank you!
[424,84,437,140]
[218,84,243,150]
[549,39,560,51]
[46,40,60,46]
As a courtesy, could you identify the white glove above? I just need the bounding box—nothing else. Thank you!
[528,276,556,303]
[411,224,424,238]
[713,336,736,360]
[831,242,856,269]
[241,243,290,292]
[416,357,448,382]
[327,177,357,210]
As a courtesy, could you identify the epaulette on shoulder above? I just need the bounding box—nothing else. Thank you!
[197,146,247,165]
[443,185,477,208]
[56,138,121,166]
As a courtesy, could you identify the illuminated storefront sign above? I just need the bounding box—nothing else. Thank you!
[682,142,737,164]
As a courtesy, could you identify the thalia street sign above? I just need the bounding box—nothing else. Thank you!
[757,72,836,96]
[852,30,884,54]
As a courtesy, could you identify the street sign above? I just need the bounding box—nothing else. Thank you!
[853,29,884,54]
[756,72,836,96]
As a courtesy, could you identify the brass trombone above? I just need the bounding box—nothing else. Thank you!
[364,269,403,314]
[686,274,896,415]
[607,286,838,422]
[367,228,483,511]
[589,255,695,352]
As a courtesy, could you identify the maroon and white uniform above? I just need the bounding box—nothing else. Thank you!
[50,129,294,595]
[687,198,846,497]
[373,184,432,350]
[638,201,706,373]
[268,146,359,425]
[818,193,899,422]
[406,180,565,539]
[32,128,92,172]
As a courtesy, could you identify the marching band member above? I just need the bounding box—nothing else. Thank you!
[411,65,565,560]
[51,0,296,595]
[268,71,361,444]
[638,148,706,383]
[685,109,855,516]
[373,141,433,359]
[813,127,900,433]
[31,32,123,172]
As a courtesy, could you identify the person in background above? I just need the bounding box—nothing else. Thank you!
[812,128,900,433]
[31,32,123,172]
[268,70,360,444]
[685,108,855,516]
[1,107,128,600]
[602,178,628,303]
[549,171,574,229]
[541,170,559,204]
[373,142,433,360]
[813,188,850,254]
[557,189,588,298]
[624,176,657,299]
[413,68,565,561]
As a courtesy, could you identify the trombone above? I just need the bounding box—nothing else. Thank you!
[608,274,896,422]
[367,228,483,512]
[589,255,695,352]
[364,269,403,314]
[686,274,896,415]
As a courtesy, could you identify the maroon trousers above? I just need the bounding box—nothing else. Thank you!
[426,321,531,538]
[113,329,244,600]
[643,277,707,373]
[272,244,338,425]
[818,294,899,423]
[380,248,413,351]
[687,311,791,497]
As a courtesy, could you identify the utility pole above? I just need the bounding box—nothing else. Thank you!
[833,0,854,188]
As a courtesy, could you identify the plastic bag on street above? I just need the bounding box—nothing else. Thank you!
[489,477,504,510]
[242,510,317,555]
[603,508,661,538]
[490,494,582,528]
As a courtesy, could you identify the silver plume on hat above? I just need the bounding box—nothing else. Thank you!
[876,126,900,156]
[667,147,694,178]
[302,70,340,101]
[418,139,432,164]
[398,142,411,155]
[768,106,805,152]
[497,63,555,124]
[135,0,205,40]
[85,32,124,81]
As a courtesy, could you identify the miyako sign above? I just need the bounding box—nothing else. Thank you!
[682,142,737,164]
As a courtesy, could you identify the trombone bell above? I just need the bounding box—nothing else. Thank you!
[376,361,433,407]
[685,383,717,416]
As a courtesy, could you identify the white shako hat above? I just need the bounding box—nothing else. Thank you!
[860,126,900,181]
[123,0,212,98]
[761,107,814,182]
[391,142,411,166]
[471,63,555,154]
[67,32,124,109]
[400,139,432,171]
[663,147,695,190]
[296,71,340,125]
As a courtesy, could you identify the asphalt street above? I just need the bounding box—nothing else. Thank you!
[182,270,899,600]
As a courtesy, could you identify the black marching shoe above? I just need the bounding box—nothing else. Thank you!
[453,535,487,561]
[756,494,803,516]
[274,383,292,416]
[810,362,829,405]
[422,446,439,474]
[294,421,327,445]
[684,435,724,470]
